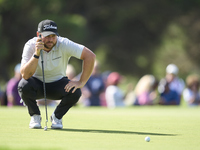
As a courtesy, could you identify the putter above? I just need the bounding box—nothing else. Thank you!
[39,34,48,131]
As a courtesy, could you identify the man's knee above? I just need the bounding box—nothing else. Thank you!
[73,88,82,100]
[18,78,37,97]
[63,88,82,104]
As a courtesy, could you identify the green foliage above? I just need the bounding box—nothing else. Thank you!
[0,0,200,82]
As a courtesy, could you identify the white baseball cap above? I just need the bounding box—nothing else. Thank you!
[166,64,179,75]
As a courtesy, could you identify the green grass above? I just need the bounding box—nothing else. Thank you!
[0,105,200,150]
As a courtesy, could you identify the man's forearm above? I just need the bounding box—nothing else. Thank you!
[80,57,95,85]
[79,47,96,86]
[21,57,39,79]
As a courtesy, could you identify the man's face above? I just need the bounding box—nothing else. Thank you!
[43,34,57,51]
[166,73,176,83]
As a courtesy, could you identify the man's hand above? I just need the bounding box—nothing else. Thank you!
[65,47,95,93]
[35,36,44,56]
[64,80,85,93]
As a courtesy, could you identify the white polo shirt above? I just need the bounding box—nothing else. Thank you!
[21,36,84,83]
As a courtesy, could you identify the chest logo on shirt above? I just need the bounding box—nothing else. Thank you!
[52,56,61,60]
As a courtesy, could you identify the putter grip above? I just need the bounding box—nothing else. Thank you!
[39,34,44,61]
[40,50,43,61]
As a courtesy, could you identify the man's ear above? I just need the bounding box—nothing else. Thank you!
[36,32,41,37]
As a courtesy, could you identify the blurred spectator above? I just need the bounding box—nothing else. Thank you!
[97,71,112,107]
[133,75,158,105]
[0,85,7,106]
[6,63,23,107]
[84,60,105,106]
[124,83,136,106]
[78,86,91,106]
[183,74,200,106]
[66,64,76,80]
[105,72,125,108]
[0,88,4,105]
[158,79,180,105]
[165,64,185,102]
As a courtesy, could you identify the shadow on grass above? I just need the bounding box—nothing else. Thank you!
[52,128,177,136]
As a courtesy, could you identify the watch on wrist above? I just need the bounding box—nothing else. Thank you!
[33,54,39,59]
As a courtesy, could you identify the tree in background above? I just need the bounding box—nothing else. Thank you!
[0,0,200,84]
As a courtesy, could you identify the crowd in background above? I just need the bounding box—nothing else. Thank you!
[0,61,200,108]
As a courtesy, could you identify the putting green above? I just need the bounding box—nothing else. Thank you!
[0,106,199,150]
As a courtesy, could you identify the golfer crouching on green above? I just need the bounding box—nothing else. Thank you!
[18,19,95,129]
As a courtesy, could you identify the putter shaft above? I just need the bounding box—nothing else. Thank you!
[39,35,48,128]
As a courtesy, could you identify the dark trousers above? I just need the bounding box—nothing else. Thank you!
[18,77,81,119]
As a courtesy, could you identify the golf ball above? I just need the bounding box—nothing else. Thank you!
[44,127,47,131]
[145,136,150,142]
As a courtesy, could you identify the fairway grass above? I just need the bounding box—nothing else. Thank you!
[0,106,200,150]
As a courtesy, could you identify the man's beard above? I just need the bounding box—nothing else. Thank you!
[44,42,56,50]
